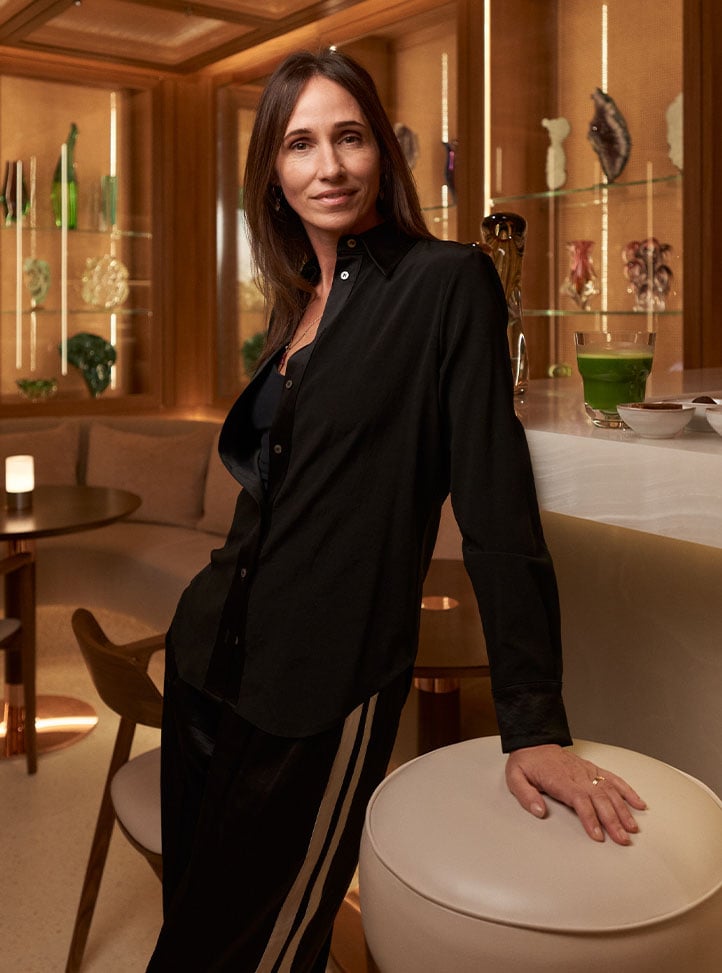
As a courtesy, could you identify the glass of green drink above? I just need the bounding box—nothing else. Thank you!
[574,331,656,428]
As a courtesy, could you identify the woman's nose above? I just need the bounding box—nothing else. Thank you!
[317,142,344,177]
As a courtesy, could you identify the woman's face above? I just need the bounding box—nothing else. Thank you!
[275,75,382,246]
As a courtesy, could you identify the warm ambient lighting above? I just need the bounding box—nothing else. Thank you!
[5,454,34,511]
[0,714,98,735]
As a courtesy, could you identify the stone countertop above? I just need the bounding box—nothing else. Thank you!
[516,368,722,548]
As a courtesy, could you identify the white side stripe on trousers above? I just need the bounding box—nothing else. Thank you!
[256,693,378,972]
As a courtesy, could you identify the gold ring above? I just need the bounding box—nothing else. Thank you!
[592,775,606,786]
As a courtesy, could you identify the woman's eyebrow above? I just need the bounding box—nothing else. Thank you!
[283,119,366,139]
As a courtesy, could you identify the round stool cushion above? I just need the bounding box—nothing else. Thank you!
[359,737,722,972]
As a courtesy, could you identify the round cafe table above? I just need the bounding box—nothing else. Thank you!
[0,484,141,772]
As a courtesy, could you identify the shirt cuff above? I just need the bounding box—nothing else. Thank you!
[493,683,573,753]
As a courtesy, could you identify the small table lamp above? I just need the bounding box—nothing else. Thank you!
[5,454,34,511]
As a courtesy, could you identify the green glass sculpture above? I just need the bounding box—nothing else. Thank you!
[241,332,266,377]
[63,332,116,397]
[51,123,79,229]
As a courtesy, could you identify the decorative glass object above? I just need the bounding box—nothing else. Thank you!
[622,238,673,311]
[394,123,420,170]
[81,254,129,309]
[51,123,79,229]
[588,88,631,182]
[665,93,683,172]
[443,139,458,204]
[241,332,266,377]
[3,160,29,224]
[23,258,51,307]
[64,332,116,397]
[541,117,570,190]
[561,240,600,310]
[16,377,58,402]
[100,174,117,230]
[480,212,529,396]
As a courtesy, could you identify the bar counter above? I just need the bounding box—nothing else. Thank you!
[517,369,722,797]
[518,368,722,549]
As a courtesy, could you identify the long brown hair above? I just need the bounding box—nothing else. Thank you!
[244,48,434,368]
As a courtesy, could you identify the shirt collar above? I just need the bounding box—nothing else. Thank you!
[338,221,417,277]
[302,222,419,282]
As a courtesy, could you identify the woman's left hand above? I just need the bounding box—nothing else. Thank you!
[505,744,647,845]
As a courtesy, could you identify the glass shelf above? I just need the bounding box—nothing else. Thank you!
[0,307,151,317]
[1,224,152,240]
[524,308,682,318]
[490,172,682,208]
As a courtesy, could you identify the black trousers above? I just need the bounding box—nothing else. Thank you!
[146,641,412,973]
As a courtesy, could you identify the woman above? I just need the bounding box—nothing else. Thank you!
[147,49,645,973]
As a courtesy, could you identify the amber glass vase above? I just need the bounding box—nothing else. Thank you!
[480,212,529,395]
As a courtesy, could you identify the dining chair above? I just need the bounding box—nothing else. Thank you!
[65,608,164,973]
[0,551,36,773]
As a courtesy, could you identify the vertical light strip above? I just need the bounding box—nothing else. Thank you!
[29,155,36,257]
[30,155,37,372]
[110,91,118,388]
[110,90,118,255]
[15,161,23,369]
[601,3,608,93]
[109,91,117,179]
[440,52,449,220]
[483,0,492,213]
[441,51,449,145]
[60,142,68,375]
[646,159,654,329]
[600,4,609,327]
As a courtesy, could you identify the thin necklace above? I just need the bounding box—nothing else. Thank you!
[278,314,321,370]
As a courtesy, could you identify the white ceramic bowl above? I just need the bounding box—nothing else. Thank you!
[617,402,695,439]
[705,406,722,437]
[664,396,722,432]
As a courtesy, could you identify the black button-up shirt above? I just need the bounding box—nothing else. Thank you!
[169,221,571,751]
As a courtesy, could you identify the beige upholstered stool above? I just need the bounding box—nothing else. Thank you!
[359,736,722,972]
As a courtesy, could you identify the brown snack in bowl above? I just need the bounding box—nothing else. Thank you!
[692,395,716,403]
[636,402,683,410]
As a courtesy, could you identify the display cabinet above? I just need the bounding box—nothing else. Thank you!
[484,0,684,380]
[213,0,691,398]
[0,68,158,411]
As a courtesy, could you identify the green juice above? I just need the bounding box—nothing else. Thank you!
[576,350,654,412]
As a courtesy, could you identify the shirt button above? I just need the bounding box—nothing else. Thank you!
[240,567,247,578]
[284,379,293,389]
[347,238,357,248]
[273,443,283,454]
[340,270,350,280]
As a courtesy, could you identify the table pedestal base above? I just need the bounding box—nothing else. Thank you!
[1,692,98,759]
[414,677,462,754]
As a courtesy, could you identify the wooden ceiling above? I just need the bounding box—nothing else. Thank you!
[0,0,371,74]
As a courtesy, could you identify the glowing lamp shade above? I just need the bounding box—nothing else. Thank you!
[5,454,34,511]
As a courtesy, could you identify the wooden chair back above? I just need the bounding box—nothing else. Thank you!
[65,608,165,973]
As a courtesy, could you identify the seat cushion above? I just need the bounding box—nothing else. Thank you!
[111,747,161,855]
[0,420,80,485]
[85,422,212,528]
[360,737,722,972]
[0,617,21,642]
